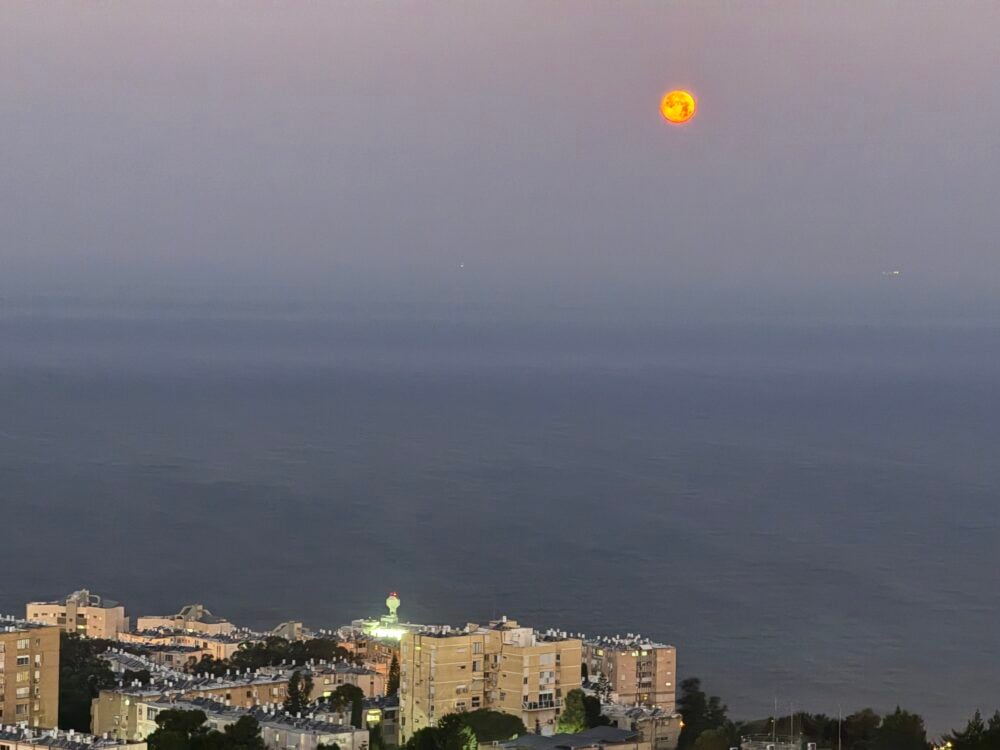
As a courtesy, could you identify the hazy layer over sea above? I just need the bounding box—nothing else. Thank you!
[1,289,998,734]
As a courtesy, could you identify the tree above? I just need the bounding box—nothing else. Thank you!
[405,729,445,750]
[387,655,400,697]
[583,695,610,729]
[843,709,882,750]
[693,728,735,750]
[945,710,989,750]
[558,689,588,733]
[331,684,365,728]
[123,668,152,685]
[147,709,210,750]
[595,674,612,702]
[676,678,728,750]
[223,716,266,750]
[284,670,314,716]
[403,720,477,750]
[58,632,116,731]
[148,710,265,750]
[873,708,928,750]
[444,726,478,750]
[459,709,526,742]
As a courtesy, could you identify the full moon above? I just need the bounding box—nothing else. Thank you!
[660,90,697,124]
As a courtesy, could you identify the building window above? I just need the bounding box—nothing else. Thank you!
[16,640,30,650]
[16,656,30,666]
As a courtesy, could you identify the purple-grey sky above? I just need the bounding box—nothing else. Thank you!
[2,2,999,313]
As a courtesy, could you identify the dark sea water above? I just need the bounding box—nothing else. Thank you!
[1,302,998,735]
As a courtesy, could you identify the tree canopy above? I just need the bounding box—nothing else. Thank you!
[403,710,524,750]
[677,678,729,750]
[192,637,355,676]
[283,670,314,716]
[945,709,1000,750]
[387,655,400,697]
[147,709,264,750]
[458,709,527,742]
[672,679,937,750]
[58,632,116,731]
[328,683,365,728]
[404,720,478,750]
[557,689,588,733]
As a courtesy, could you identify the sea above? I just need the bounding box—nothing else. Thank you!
[1,293,998,735]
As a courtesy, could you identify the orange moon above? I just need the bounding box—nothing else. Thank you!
[660,90,697,124]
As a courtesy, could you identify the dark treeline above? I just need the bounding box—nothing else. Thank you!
[187,636,356,675]
[678,677,1000,750]
[403,710,528,750]
[147,709,264,750]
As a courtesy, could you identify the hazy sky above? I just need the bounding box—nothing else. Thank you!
[2,2,999,312]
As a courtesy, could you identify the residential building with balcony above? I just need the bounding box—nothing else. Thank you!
[0,618,60,729]
[91,671,292,740]
[399,618,581,742]
[583,637,676,711]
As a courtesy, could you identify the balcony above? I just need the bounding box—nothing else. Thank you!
[521,699,562,711]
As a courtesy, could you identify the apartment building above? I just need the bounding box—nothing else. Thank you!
[91,672,292,740]
[0,619,60,728]
[399,618,582,742]
[603,704,683,750]
[90,660,375,741]
[136,604,234,636]
[583,637,676,711]
[150,698,370,750]
[0,725,146,750]
[26,590,130,640]
[308,663,386,700]
[117,628,247,662]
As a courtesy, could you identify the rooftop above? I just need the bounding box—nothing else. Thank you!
[124,627,251,643]
[583,634,673,651]
[159,697,360,736]
[0,726,141,750]
[139,604,231,626]
[28,589,122,610]
[0,614,56,633]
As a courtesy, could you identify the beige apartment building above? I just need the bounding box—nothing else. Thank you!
[92,672,292,740]
[118,628,246,662]
[0,620,60,728]
[604,704,683,750]
[399,618,582,742]
[308,663,386,700]
[136,604,234,636]
[26,590,130,640]
[0,725,147,750]
[583,638,676,710]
